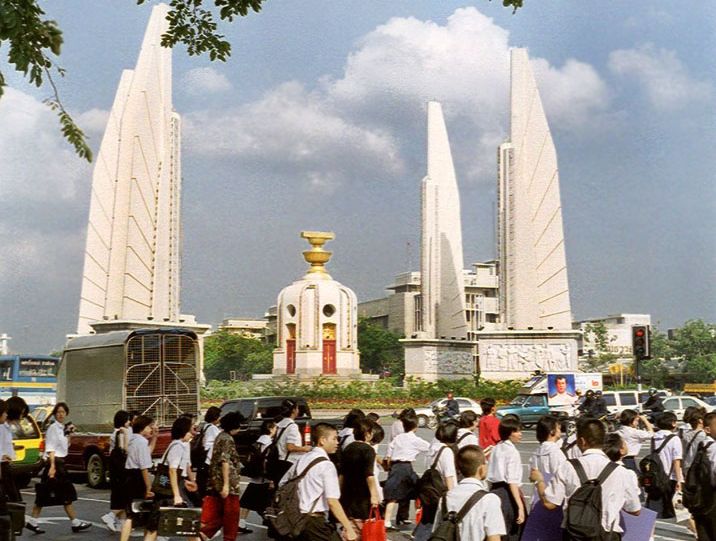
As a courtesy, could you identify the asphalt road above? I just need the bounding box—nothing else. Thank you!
[15,425,694,541]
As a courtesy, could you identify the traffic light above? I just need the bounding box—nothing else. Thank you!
[632,325,650,360]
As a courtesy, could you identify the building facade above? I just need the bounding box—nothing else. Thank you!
[573,314,652,359]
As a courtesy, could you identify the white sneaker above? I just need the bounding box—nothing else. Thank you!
[101,512,117,532]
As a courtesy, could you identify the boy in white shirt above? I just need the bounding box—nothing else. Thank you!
[530,415,567,485]
[433,445,505,541]
[646,411,683,519]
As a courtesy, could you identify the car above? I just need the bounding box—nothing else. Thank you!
[30,404,55,432]
[701,396,716,407]
[495,394,550,428]
[660,395,715,420]
[9,414,45,488]
[412,398,482,428]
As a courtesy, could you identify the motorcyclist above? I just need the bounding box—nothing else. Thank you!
[578,390,599,417]
[593,390,609,417]
[643,388,664,413]
[445,392,460,418]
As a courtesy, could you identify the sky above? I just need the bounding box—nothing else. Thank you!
[0,1,714,354]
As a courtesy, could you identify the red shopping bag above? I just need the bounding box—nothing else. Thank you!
[362,506,386,541]
[414,498,423,524]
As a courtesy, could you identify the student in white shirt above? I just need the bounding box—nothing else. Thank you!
[273,399,312,481]
[101,409,132,532]
[369,422,386,503]
[338,409,365,450]
[0,400,18,503]
[433,445,506,541]
[240,420,277,524]
[693,412,716,541]
[384,413,430,530]
[414,421,458,541]
[530,415,567,485]
[197,406,222,497]
[532,419,641,539]
[456,410,479,449]
[279,423,357,541]
[680,407,708,473]
[646,411,684,519]
[390,408,415,441]
[487,416,526,541]
[614,408,653,475]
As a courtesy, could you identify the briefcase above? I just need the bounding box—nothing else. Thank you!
[158,507,202,537]
[7,502,25,535]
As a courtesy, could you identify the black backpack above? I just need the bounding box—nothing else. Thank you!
[639,434,675,498]
[108,430,127,475]
[428,489,487,541]
[241,440,271,479]
[190,425,209,468]
[266,424,294,483]
[565,459,618,541]
[417,446,450,523]
[265,457,328,539]
[683,440,715,516]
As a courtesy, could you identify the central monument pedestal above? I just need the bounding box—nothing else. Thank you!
[402,339,475,382]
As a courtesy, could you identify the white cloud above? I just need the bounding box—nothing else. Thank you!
[181,67,232,95]
[76,108,110,135]
[608,44,712,110]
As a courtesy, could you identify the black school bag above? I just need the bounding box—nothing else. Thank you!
[639,434,675,498]
[683,440,715,516]
[108,430,127,475]
[417,446,450,523]
[429,489,487,541]
[190,425,209,468]
[265,456,328,539]
[241,440,271,479]
[565,459,618,541]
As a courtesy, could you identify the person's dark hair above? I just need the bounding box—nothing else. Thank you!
[220,411,243,432]
[344,409,365,429]
[536,415,560,443]
[366,412,381,423]
[204,406,222,424]
[312,423,337,446]
[353,419,374,442]
[0,400,7,417]
[603,433,625,462]
[683,406,705,428]
[704,412,716,426]
[436,420,459,444]
[401,414,418,432]
[480,398,496,415]
[52,402,70,417]
[498,417,521,441]
[459,410,478,429]
[6,396,28,421]
[171,416,193,440]
[132,415,154,434]
[398,408,415,420]
[555,375,566,382]
[280,399,298,418]
[656,411,677,430]
[260,419,276,436]
[456,445,485,478]
[113,410,131,429]
[370,422,385,445]
[620,409,639,427]
[576,418,605,448]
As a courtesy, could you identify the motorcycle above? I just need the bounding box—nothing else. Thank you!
[428,405,459,429]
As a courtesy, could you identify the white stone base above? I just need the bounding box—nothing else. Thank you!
[401,339,475,382]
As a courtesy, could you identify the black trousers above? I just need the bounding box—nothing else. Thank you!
[695,509,716,541]
[298,515,341,541]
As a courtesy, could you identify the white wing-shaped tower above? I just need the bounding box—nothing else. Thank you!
[498,48,572,330]
[420,102,468,339]
[77,3,181,334]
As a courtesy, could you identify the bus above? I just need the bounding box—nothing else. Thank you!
[0,355,58,407]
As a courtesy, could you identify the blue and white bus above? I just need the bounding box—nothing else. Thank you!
[0,355,58,407]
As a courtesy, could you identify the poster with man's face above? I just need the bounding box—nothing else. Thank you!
[548,374,577,406]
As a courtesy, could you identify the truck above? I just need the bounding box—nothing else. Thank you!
[57,328,201,488]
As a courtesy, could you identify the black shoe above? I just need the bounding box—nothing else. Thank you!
[25,523,45,534]
[397,519,413,526]
[71,521,92,533]
[238,526,254,534]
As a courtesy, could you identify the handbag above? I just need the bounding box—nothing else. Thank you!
[152,442,181,499]
[361,505,386,541]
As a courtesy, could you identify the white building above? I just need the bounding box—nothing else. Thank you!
[573,314,652,358]
[218,318,268,340]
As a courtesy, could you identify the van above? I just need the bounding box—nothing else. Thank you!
[599,389,669,415]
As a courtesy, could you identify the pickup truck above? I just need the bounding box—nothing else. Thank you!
[219,396,344,460]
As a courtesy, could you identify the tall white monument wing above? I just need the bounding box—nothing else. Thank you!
[498,49,572,330]
[420,102,468,339]
[77,3,181,334]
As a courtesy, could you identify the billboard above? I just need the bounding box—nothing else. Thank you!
[547,373,578,406]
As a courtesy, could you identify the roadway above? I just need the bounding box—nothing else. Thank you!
[17,425,694,540]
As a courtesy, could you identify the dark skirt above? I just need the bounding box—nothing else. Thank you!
[240,481,272,515]
[2,462,20,502]
[384,462,418,502]
[109,462,127,510]
[34,458,77,507]
[491,482,525,541]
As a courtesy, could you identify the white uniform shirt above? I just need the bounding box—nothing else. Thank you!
[529,441,567,481]
[456,428,478,449]
[544,449,641,532]
[276,417,304,463]
[390,419,404,440]
[563,433,583,459]
[44,421,68,459]
[279,447,340,514]
[373,443,384,501]
[386,431,430,462]
[487,440,522,484]
[433,478,506,539]
[338,427,355,449]
[165,440,191,477]
[126,433,153,470]
[109,427,129,454]
[681,428,707,472]
[704,437,716,486]
[652,430,683,481]
[429,441,457,484]
[0,423,15,461]
[617,425,652,457]
[203,423,221,465]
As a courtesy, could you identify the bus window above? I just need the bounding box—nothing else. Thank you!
[0,361,12,381]
[18,358,57,378]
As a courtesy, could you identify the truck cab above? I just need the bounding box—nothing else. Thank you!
[495,393,550,427]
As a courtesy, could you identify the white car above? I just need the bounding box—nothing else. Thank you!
[412,397,482,428]
[660,395,715,420]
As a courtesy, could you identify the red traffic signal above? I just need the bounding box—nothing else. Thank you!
[632,325,650,360]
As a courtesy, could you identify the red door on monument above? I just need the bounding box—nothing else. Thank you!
[322,340,336,374]
[286,339,296,374]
